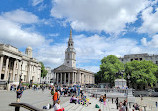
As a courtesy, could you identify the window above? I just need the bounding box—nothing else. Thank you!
[156,61,158,64]
[67,61,69,63]
[24,75,26,81]
[131,59,133,61]
[140,58,142,61]
[135,58,138,60]
[1,74,4,80]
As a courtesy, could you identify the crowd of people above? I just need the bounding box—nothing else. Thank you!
[51,84,85,111]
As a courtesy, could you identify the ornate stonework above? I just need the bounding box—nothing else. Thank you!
[0,44,41,90]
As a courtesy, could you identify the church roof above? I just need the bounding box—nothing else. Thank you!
[53,64,77,72]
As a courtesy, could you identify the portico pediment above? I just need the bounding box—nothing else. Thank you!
[54,64,76,72]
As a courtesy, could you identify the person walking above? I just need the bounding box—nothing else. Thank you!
[156,101,157,108]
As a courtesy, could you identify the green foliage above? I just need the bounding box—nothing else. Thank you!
[97,55,124,86]
[40,62,48,78]
[22,82,29,86]
[125,60,158,87]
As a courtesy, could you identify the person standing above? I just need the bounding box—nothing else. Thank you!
[16,86,23,103]
[115,97,119,109]
[53,89,59,106]
[103,94,106,106]
[156,101,157,108]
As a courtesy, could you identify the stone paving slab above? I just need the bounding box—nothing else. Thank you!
[0,89,158,111]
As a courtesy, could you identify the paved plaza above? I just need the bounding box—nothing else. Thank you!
[0,89,158,111]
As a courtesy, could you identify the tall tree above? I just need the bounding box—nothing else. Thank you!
[40,62,48,78]
[97,55,124,86]
[125,60,158,89]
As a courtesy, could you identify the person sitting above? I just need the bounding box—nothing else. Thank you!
[70,95,77,104]
[54,100,65,111]
[133,103,140,110]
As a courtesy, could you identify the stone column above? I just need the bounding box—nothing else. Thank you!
[0,56,4,79]
[12,60,16,81]
[78,72,81,84]
[64,73,66,84]
[68,73,70,86]
[54,72,56,84]
[72,72,74,84]
[4,57,9,80]
[17,61,21,82]
[82,74,84,84]
[56,73,59,84]
[60,73,62,84]
[74,72,76,84]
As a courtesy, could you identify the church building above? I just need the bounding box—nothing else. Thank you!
[53,30,95,86]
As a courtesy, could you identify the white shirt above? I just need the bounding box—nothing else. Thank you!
[54,103,61,111]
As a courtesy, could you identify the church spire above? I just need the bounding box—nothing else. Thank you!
[64,29,76,68]
[69,28,73,41]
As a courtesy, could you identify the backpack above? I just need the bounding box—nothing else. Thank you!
[95,104,100,108]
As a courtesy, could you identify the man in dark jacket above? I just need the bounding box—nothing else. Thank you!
[16,86,23,103]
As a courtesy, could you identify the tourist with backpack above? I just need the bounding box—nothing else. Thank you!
[16,86,23,103]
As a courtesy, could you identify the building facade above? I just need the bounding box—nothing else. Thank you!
[119,53,158,90]
[41,67,54,84]
[119,53,158,65]
[0,44,41,90]
[53,30,95,86]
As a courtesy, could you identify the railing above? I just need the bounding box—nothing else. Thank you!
[84,88,129,94]
[9,103,42,111]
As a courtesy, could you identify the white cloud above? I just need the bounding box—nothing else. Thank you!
[34,43,66,68]
[138,6,158,34]
[141,35,158,48]
[0,9,47,48]
[32,0,43,6]
[35,33,158,72]
[51,0,151,34]
[1,9,39,24]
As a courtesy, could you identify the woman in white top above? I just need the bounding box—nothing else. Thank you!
[54,100,65,111]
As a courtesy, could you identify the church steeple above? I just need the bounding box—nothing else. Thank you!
[64,29,76,68]
[68,28,74,49]
[69,28,72,40]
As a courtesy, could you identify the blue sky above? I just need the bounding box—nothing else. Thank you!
[0,0,158,72]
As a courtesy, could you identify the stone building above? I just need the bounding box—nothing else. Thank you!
[119,53,158,65]
[0,44,41,90]
[40,67,54,84]
[53,30,95,86]
[119,53,158,90]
